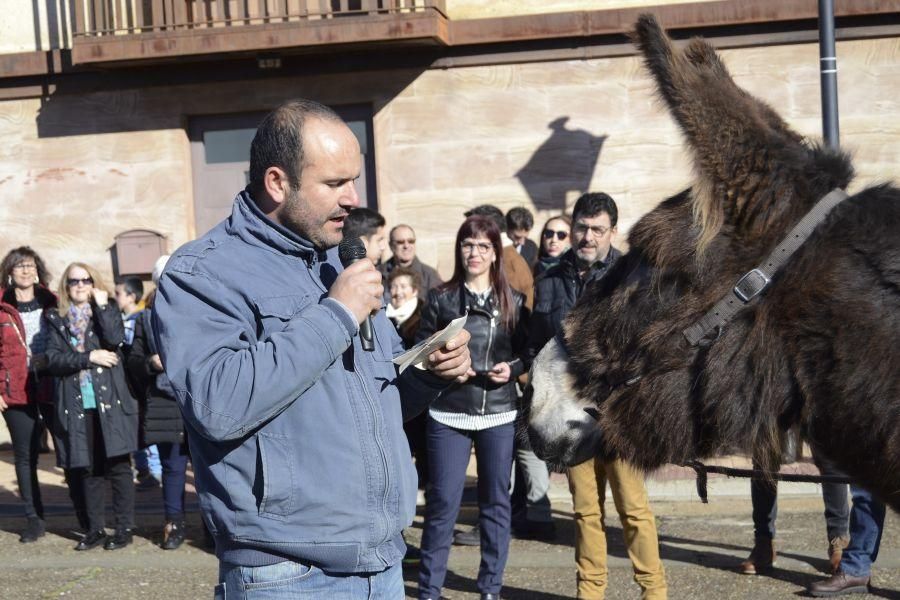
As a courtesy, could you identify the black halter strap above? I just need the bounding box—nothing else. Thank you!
[683,188,849,347]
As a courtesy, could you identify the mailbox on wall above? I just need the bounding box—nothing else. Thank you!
[112,229,167,277]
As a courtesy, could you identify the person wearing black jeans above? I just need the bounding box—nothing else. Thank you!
[740,455,849,574]
[76,407,135,540]
[127,280,191,551]
[45,262,139,551]
[2,403,53,534]
[1,247,58,543]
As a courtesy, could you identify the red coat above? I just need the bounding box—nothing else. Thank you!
[0,301,30,406]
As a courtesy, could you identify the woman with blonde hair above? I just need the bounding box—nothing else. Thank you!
[45,262,138,551]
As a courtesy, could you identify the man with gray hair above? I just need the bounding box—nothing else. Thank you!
[379,224,442,301]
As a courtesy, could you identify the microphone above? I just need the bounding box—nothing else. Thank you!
[338,237,375,352]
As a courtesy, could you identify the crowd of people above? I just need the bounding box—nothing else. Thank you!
[0,249,197,551]
[0,99,889,599]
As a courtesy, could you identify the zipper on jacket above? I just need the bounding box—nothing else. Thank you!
[353,355,392,563]
[481,314,496,415]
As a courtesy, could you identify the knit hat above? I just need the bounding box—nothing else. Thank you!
[152,255,171,285]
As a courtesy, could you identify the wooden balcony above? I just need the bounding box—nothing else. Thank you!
[71,0,449,65]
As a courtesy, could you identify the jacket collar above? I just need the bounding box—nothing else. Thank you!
[559,246,622,280]
[1,285,57,309]
[227,189,327,265]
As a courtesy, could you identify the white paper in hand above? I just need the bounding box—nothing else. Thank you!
[393,315,468,374]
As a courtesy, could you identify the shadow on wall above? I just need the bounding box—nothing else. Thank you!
[32,50,436,139]
[515,117,606,213]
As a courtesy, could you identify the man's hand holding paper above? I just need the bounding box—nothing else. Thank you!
[394,315,474,382]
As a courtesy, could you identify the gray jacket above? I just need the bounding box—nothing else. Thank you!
[153,191,445,571]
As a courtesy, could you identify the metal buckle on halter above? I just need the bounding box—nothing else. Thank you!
[733,269,770,303]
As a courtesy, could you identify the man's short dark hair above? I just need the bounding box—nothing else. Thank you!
[117,276,144,300]
[506,207,534,232]
[572,192,618,227]
[249,99,343,196]
[344,207,386,240]
[464,204,506,232]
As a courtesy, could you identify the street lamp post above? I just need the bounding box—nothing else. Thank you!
[818,0,840,149]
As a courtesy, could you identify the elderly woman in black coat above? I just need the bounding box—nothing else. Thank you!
[45,262,138,551]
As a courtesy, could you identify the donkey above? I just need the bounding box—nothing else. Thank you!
[525,14,900,511]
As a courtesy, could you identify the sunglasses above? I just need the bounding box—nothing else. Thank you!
[542,230,569,241]
[67,277,94,287]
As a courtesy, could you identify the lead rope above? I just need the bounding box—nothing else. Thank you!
[683,459,854,503]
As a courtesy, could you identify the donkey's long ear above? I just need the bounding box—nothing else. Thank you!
[631,15,843,250]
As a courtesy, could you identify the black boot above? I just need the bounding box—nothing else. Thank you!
[20,517,45,543]
[162,520,186,550]
[75,530,107,551]
[104,528,133,550]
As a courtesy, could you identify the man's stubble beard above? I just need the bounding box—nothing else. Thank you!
[280,186,332,250]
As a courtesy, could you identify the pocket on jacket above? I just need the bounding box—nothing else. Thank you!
[371,319,395,364]
[256,433,294,520]
[253,294,311,339]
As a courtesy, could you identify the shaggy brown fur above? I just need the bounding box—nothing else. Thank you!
[561,15,900,509]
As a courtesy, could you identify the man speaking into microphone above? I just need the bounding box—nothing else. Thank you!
[152,99,472,599]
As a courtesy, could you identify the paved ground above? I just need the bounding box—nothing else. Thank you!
[0,448,898,599]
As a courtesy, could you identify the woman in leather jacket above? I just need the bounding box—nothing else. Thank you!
[416,215,528,600]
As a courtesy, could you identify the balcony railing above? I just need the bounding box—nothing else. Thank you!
[72,0,446,37]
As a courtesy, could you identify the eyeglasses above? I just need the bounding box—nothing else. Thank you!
[573,224,611,237]
[67,277,94,287]
[460,242,493,255]
[12,262,37,271]
[542,230,569,241]
[391,238,416,246]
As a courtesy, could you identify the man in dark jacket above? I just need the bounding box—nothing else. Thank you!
[528,193,667,600]
[506,207,539,270]
[344,207,388,266]
[153,99,471,599]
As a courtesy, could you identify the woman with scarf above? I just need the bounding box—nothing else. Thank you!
[0,247,57,542]
[386,266,429,556]
[416,216,529,600]
[45,262,138,551]
[386,266,423,347]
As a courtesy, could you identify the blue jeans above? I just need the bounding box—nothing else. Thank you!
[157,442,189,520]
[751,459,848,541]
[418,418,515,599]
[840,486,886,577]
[215,560,403,599]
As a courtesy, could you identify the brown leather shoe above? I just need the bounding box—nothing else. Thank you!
[808,570,869,597]
[738,537,776,575]
[828,536,850,574]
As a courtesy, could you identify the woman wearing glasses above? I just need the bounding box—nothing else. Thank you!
[0,247,57,542]
[535,214,572,277]
[416,216,529,600]
[45,263,138,551]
